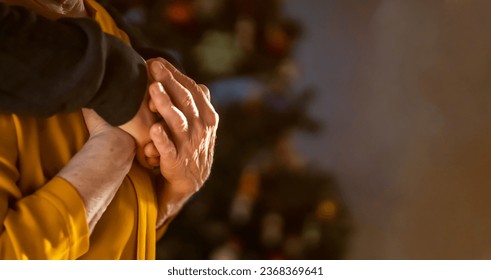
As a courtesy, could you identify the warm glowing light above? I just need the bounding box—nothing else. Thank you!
[316,200,337,221]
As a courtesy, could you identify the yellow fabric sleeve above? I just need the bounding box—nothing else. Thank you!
[0,116,89,259]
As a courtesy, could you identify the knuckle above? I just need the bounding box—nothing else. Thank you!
[188,79,198,89]
[176,119,189,133]
[155,66,172,82]
[198,83,209,92]
[208,110,219,126]
[176,97,197,117]
[157,140,176,157]
[198,84,210,96]
[172,109,189,133]
[182,92,195,110]
[167,145,177,157]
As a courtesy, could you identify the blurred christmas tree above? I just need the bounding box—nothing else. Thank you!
[105,0,351,259]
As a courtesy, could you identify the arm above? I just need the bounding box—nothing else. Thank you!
[0,111,135,259]
[0,3,147,126]
[58,109,136,233]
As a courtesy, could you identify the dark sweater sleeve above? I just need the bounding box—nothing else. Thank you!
[0,4,147,126]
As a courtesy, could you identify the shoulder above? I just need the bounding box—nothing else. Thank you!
[85,0,130,42]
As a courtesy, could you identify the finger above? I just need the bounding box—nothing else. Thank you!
[82,108,114,135]
[149,98,157,113]
[194,83,219,127]
[146,156,160,167]
[154,58,218,127]
[149,82,189,142]
[81,108,96,129]
[150,61,199,122]
[150,122,177,162]
[144,142,160,158]
[154,58,199,96]
[198,84,211,101]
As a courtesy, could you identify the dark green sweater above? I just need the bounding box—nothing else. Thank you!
[0,3,150,126]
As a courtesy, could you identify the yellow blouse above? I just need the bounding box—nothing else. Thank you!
[0,0,162,259]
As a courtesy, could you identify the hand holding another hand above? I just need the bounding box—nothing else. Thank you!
[109,57,218,227]
[144,58,219,227]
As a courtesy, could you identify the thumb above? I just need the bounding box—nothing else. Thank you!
[82,108,109,135]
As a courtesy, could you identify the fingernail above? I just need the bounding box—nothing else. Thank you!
[151,61,164,75]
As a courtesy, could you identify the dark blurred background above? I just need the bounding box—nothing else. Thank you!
[106,0,491,259]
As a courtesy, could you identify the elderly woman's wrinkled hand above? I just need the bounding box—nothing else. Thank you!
[143,58,219,227]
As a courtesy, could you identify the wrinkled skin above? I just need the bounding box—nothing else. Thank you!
[2,0,219,228]
[144,58,219,227]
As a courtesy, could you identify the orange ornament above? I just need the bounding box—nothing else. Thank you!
[164,1,193,25]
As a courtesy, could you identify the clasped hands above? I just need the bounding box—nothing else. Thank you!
[84,58,219,228]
